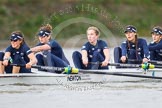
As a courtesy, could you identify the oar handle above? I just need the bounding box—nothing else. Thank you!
[31,65,41,69]
[89,62,102,65]
[10,64,44,69]
[10,64,26,67]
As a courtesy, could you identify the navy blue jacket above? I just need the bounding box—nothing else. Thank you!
[148,39,162,60]
[81,40,108,59]
[121,38,150,59]
[37,39,69,64]
[6,43,32,63]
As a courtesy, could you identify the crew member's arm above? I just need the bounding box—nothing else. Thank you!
[101,48,110,67]
[2,52,11,66]
[142,40,149,63]
[3,52,20,74]
[120,42,127,63]
[81,50,88,67]
[26,52,37,69]
[0,52,11,74]
[31,44,51,53]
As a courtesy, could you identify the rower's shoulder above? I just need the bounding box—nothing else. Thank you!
[121,41,127,44]
[149,41,155,44]
[137,38,148,43]
[98,39,107,43]
[138,38,146,41]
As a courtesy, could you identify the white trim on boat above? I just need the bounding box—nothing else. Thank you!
[0,68,161,85]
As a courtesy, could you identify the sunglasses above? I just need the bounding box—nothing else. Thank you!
[152,33,161,35]
[10,39,19,42]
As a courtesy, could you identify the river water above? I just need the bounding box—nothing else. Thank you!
[0,48,162,108]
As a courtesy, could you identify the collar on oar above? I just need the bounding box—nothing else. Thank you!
[141,63,154,71]
[64,66,79,74]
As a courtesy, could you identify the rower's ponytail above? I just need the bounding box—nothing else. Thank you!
[40,24,52,33]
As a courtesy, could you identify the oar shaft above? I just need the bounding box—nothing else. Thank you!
[149,60,162,65]
[10,64,74,73]
[108,63,162,69]
[9,64,162,79]
[31,65,65,72]
[128,59,162,65]
[108,63,141,68]
[154,65,162,68]
[77,69,162,79]
[89,62,142,68]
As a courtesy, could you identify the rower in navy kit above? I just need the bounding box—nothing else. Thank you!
[72,26,110,69]
[114,25,149,64]
[0,31,37,74]
[31,24,70,72]
[148,26,162,61]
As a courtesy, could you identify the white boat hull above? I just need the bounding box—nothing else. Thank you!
[0,68,161,85]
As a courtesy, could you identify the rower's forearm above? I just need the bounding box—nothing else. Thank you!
[81,50,88,60]
[31,47,41,53]
[104,56,110,62]
[103,49,110,62]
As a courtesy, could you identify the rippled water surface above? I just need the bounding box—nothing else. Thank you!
[0,81,162,108]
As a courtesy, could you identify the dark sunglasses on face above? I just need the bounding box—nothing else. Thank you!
[10,39,18,42]
[152,32,161,36]
[39,35,48,38]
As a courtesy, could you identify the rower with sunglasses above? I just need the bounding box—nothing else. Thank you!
[0,31,37,74]
[148,26,162,61]
[114,25,149,65]
[31,24,70,73]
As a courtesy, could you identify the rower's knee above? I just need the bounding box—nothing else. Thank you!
[0,52,4,61]
[114,47,121,63]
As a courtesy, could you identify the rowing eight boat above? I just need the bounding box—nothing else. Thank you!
[0,68,161,85]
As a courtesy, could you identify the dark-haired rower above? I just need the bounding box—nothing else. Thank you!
[148,26,162,61]
[114,25,149,65]
[0,31,37,74]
